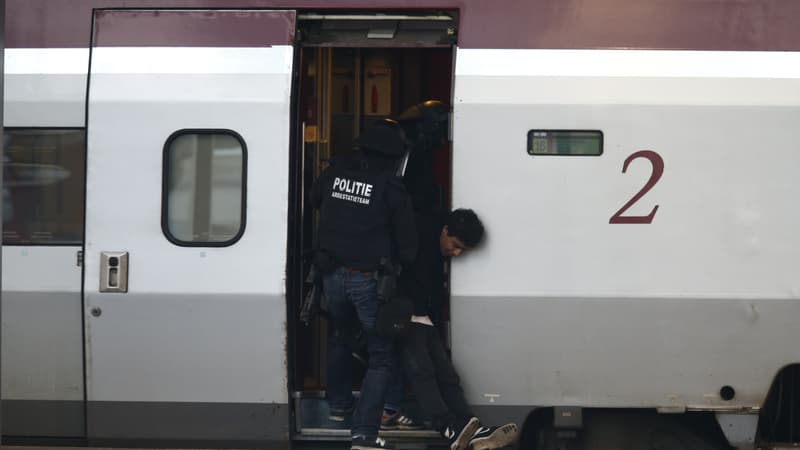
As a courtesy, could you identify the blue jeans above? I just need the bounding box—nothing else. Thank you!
[327,322,404,413]
[324,267,395,437]
[384,364,404,412]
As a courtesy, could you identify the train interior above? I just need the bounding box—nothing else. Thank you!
[287,13,457,441]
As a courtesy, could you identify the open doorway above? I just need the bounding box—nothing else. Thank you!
[287,12,457,439]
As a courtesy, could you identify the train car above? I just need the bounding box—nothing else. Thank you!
[3,1,800,449]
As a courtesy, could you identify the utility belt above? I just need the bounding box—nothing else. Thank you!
[344,267,374,275]
[300,252,411,338]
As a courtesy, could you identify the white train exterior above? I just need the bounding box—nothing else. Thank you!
[2,1,800,448]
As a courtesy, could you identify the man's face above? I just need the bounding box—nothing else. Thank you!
[440,226,469,258]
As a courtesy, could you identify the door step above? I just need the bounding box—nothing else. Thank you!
[293,391,441,442]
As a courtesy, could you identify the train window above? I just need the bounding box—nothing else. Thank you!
[2,129,86,245]
[162,130,246,246]
[527,130,603,156]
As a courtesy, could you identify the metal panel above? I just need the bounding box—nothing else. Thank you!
[3,49,88,127]
[84,9,295,440]
[451,296,800,410]
[450,48,800,412]
[7,0,800,51]
[87,401,289,442]
[452,49,800,298]
[93,10,294,47]
[2,400,84,437]
[1,247,84,436]
[1,247,83,399]
[86,294,285,402]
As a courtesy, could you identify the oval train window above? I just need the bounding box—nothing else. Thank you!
[162,130,247,246]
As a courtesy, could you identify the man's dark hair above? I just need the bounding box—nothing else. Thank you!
[398,100,449,153]
[445,209,484,248]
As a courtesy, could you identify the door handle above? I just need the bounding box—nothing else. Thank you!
[100,251,129,293]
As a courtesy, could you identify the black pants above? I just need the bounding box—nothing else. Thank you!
[400,322,474,431]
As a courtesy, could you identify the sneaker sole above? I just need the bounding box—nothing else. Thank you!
[381,424,425,431]
[451,417,481,450]
[470,423,519,450]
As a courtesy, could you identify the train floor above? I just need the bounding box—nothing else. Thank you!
[3,445,443,450]
[293,393,445,449]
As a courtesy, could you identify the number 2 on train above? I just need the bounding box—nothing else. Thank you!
[609,150,664,224]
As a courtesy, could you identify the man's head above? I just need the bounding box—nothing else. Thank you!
[440,209,484,257]
[398,100,449,153]
[357,119,407,158]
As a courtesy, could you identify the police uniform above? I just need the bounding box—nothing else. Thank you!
[397,100,449,214]
[312,154,417,270]
[310,121,417,445]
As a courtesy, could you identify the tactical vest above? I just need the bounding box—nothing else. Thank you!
[318,157,394,271]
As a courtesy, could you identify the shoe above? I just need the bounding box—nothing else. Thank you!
[381,409,425,430]
[442,416,480,450]
[468,423,519,450]
[351,435,395,450]
[329,404,355,422]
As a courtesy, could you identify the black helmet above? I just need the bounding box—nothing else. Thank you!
[357,119,408,157]
[397,100,449,152]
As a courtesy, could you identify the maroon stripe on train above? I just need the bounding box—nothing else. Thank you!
[7,0,800,51]
[94,10,295,47]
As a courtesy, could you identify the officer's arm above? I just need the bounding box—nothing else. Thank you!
[309,169,330,209]
[387,180,418,265]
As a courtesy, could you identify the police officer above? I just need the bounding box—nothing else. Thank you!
[376,100,450,431]
[310,119,417,450]
[397,100,449,213]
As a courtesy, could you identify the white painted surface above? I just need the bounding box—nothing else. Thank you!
[5,48,89,75]
[450,48,800,409]
[91,47,293,74]
[84,293,284,403]
[85,45,292,403]
[452,296,799,409]
[452,49,800,299]
[2,246,81,292]
[1,247,83,400]
[455,50,800,106]
[4,48,89,126]
[456,49,800,78]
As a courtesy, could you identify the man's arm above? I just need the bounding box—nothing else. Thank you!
[309,168,331,209]
[398,212,438,317]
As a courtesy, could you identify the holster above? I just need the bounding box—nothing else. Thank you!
[374,257,411,337]
[375,257,400,303]
[375,295,412,338]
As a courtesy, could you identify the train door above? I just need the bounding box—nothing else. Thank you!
[287,12,457,441]
[84,10,295,443]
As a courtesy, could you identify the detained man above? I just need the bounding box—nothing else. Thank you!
[394,209,519,450]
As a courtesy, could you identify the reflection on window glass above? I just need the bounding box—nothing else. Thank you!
[2,129,86,245]
[164,132,245,245]
[527,130,603,156]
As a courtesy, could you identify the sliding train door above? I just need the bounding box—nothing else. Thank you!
[288,13,457,439]
[84,10,295,444]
